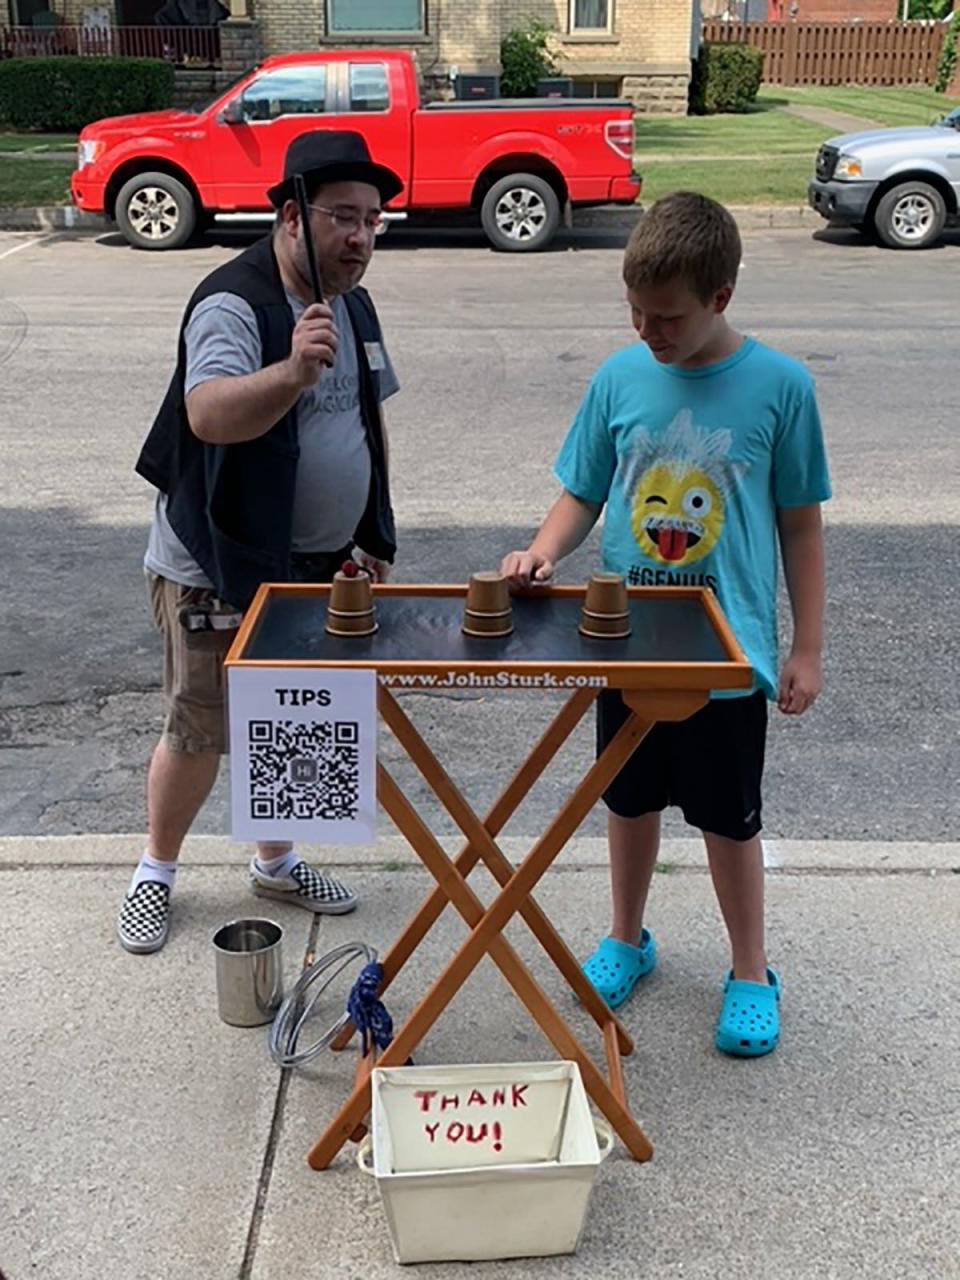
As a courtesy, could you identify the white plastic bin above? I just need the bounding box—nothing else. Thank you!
[357,1060,613,1264]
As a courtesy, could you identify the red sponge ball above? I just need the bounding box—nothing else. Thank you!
[341,559,360,578]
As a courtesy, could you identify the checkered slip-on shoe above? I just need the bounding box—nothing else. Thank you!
[117,881,171,954]
[249,858,358,915]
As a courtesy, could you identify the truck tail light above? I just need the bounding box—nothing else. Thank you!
[605,119,634,162]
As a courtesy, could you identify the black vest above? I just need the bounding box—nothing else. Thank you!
[135,235,396,610]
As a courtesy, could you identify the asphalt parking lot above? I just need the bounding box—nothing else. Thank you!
[0,223,957,842]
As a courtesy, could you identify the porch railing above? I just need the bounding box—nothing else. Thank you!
[0,24,222,68]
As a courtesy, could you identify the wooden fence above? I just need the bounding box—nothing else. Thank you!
[701,20,947,86]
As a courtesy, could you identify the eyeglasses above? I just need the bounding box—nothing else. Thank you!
[307,203,386,237]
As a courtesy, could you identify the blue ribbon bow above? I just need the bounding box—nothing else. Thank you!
[347,961,394,1057]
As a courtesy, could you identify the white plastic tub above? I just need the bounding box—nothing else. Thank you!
[357,1060,612,1264]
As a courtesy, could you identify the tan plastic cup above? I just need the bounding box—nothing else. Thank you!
[462,609,513,638]
[583,573,628,617]
[463,571,513,637]
[579,573,631,639]
[326,570,377,636]
[326,608,378,637]
[328,569,374,613]
[465,571,511,615]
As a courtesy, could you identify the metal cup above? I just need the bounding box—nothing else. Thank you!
[213,918,284,1027]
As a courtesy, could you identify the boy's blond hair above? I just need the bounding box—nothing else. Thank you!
[623,192,742,303]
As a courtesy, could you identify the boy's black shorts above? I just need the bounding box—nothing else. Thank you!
[596,690,767,842]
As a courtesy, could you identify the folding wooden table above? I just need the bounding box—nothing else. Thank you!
[225,583,752,1169]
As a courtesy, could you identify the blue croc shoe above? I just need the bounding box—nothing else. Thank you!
[582,931,657,1010]
[715,967,782,1058]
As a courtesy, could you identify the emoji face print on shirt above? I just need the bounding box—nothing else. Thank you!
[621,413,744,568]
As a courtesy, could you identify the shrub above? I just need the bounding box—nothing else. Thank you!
[690,42,764,116]
[500,19,560,98]
[935,15,958,95]
[0,57,174,132]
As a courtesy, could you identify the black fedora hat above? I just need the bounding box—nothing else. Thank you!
[267,129,403,208]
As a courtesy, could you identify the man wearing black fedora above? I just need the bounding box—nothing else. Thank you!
[120,131,403,954]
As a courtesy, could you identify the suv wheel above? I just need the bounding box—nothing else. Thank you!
[873,181,946,250]
[116,171,197,251]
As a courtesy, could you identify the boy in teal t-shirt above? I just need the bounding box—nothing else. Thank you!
[501,193,830,1058]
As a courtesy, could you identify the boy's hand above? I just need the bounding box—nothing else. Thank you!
[778,651,823,715]
[500,550,555,589]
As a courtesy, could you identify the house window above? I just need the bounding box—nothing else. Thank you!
[572,78,621,98]
[349,63,390,111]
[328,0,424,34]
[569,0,612,32]
[240,66,328,121]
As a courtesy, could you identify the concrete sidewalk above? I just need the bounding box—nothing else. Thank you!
[781,103,880,136]
[2,835,957,1280]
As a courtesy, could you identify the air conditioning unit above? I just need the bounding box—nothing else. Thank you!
[537,77,573,98]
[455,74,500,100]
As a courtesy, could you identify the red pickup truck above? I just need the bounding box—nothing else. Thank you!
[72,49,640,253]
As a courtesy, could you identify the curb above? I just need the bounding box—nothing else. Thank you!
[0,205,103,231]
[576,203,819,231]
[3,833,957,872]
[0,203,820,235]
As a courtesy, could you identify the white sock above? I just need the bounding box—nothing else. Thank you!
[130,852,178,894]
[254,849,299,879]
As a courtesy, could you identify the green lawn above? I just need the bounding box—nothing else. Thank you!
[634,85,960,204]
[0,156,74,206]
[639,156,813,206]
[0,131,76,153]
[757,85,960,127]
[635,101,832,157]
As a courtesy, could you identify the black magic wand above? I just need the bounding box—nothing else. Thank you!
[293,171,335,371]
[294,171,324,305]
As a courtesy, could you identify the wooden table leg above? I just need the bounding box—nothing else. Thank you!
[604,1020,627,1107]
[331,688,600,1052]
[379,686,635,1055]
[308,709,655,1170]
[310,762,653,1167]
[349,1047,376,1144]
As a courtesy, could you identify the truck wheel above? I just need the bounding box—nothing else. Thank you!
[481,173,560,252]
[116,171,197,251]
[873,181,946,250]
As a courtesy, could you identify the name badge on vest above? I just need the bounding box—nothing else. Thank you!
[364,341,386,372]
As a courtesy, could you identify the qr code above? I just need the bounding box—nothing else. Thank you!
[247,720,359,822]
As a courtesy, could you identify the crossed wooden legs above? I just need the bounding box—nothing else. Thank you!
[307,685,696,1171]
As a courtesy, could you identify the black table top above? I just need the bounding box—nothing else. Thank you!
[240,592,731,667]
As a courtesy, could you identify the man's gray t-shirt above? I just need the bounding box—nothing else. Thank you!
[144,290,399,587]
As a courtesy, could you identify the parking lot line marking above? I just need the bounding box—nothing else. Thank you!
[0,234,53,262]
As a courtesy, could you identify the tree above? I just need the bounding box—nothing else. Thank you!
[907,0,953,20]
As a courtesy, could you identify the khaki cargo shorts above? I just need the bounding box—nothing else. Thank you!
[148,573,241,754]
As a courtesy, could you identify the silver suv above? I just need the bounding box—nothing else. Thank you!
[808,106,960,249]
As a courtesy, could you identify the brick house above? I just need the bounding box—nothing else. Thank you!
[247,0,696,112]
[14,0,697,113]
